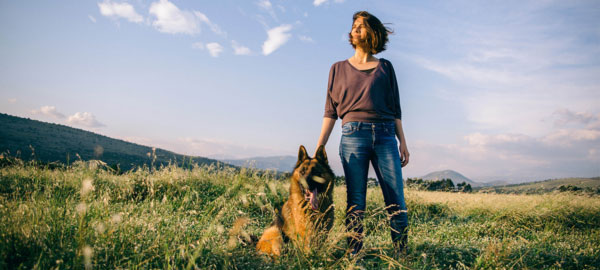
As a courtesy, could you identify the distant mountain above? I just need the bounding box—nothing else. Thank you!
[421,170,481,187]
[0,113,231,171]
[478,180,510,187]
[222,155,297,172]
[476,177,600,194]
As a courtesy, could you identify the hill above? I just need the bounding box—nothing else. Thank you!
[222,155,296,172]
[0,113,227,171]
[421,169,481,186]
[476,177,600,194]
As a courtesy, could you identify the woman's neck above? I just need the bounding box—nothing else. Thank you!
[352,48,375,64]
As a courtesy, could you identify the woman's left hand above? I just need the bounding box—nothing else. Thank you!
[399,143,409,167]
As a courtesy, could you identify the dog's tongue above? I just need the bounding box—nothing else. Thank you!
[310,188,319,210]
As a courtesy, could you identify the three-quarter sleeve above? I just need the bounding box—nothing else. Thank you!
[324,64,338,119]
[388,61,402,120]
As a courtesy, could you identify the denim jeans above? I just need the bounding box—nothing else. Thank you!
[339,121,408,253]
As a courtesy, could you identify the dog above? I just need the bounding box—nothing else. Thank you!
[256,145,335,257]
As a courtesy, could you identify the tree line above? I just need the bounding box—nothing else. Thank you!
[406,177,472,192]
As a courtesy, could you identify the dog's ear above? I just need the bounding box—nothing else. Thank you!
[315,145,328,163]
[295,145,309,168]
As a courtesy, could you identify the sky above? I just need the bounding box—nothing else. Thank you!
[1,0,599,182]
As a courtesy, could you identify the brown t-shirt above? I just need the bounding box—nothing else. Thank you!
[323,58,402,124]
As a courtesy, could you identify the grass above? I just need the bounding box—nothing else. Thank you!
[1,160,599,269]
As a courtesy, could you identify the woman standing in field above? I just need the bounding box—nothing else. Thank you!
[316,11,410,256]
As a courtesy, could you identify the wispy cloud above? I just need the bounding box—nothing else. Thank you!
[257,0,277,21]
[177,137,283,159]
[7,98,17,104]
[205,42,223,57]
[552,108,596,127]
[148,0,224,36]
[31,106,65,119]
[313,0,345,7]
[98,0,143,23]
[262,24,292,55]
[119,136,284,160]
[298,35,314,43]
[88,15,97,23]
[407,108,600,182]
[397,1,600,137]
[191,42,204,50]
[231,40,251,55]
[67,112,105,128]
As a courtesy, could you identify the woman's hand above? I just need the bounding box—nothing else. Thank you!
[394,119,409,167]
[399,142,409,167]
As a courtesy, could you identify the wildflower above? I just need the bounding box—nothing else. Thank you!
[95,222,106,234]
[76,202,87,215]
[81,178,94,197]
[82,245,93,270]
[216,225,224,234]
[111,213,122,224]
[268,182,278,194]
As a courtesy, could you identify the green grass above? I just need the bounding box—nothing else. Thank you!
[477,177,600,195]
[1,161,599,269]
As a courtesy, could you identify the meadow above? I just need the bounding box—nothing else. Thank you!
[1,160,599,269]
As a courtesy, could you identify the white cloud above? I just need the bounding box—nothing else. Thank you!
[313,0,345,6]
[67,112,105,128]
[88,15,97,23]
[298,35,314,43]
[98,1,143,23]
[231,40,251,55]
[149,0,224,36]
[194,11,226,36]
[7,98,17,104]
[313,0,327,6]
[552,108,595,127]
[205,42,223,57]
[393,2,600,141]
[262,24,292,55]
[404,108,600,182]
[257,0,272,10]
[257,0,277,21]
[31,106,65,119]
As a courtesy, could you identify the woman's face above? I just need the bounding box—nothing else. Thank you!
[351,17,368,44]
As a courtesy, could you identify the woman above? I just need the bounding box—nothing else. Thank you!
[316,11,410,256]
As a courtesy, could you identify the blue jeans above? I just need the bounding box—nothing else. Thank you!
[339,121,408,253]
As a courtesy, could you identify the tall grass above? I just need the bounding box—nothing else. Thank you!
[1,161,599,269]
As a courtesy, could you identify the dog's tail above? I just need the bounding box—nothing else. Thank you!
[256,208,285,257]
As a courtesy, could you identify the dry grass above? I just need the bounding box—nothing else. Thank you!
[1,161,599,269]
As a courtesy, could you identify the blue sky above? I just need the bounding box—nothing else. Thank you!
[1,0,599,182]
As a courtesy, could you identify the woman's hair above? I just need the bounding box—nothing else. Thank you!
[348,11,393,54]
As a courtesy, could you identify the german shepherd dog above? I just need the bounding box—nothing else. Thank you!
[256,145,335,257]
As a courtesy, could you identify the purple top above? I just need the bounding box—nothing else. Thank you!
[323,58,402,125]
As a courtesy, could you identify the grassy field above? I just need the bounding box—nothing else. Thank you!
[1,161,599,269]
[477,177,600,195]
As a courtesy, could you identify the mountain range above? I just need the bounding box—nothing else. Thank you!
[2,112,594,189]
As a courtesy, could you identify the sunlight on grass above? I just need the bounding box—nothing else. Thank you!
[1,160,598,269]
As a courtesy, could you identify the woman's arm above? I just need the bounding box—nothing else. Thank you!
[317,117,337,147]
[395,118,410,167]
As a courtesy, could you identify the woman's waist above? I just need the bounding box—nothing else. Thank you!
[341,111,396,126]
[341,120,395,131]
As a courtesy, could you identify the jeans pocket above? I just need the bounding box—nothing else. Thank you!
[384,126,396,137]
[342,123,357,136]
